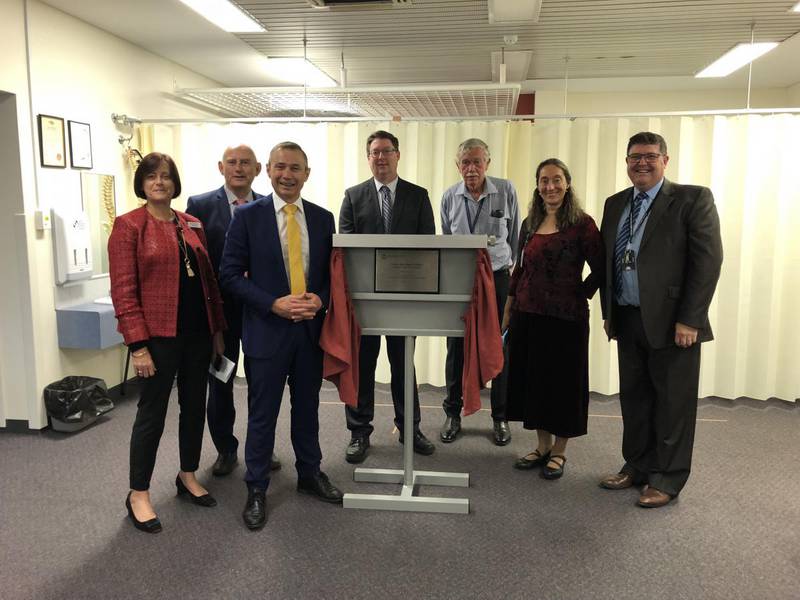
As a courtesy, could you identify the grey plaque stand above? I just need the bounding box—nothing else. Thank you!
[334,234,487,514]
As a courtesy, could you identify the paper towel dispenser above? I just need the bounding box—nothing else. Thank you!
[51,207,93,284]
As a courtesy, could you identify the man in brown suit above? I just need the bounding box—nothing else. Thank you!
[599,131,723,508]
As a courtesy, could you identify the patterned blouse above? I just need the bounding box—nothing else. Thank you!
[509,214,604,321]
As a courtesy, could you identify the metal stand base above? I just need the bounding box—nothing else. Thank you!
[343,469,469,514]
[342,336,471,515]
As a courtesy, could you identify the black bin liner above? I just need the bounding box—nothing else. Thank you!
[44,376,114,429]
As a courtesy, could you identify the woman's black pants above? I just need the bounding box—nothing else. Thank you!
[129,333,211,491]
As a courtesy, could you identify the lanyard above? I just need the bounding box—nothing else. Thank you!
[626,196,653,248]
[464,196,485,234]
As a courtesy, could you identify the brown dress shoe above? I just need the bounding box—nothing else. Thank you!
[599,472,635,490]
[638,486,673,508]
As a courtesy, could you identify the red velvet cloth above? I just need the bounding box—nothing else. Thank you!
[461,249,504,416]
[108,206,226,345]
[320,248,361,406]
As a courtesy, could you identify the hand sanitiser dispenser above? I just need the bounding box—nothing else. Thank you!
[51,207,93,284]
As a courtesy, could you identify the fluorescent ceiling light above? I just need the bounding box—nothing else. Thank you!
[264,58,337,87]
[488,0,542,24]
[179,0,265,33]
[695,42,778,78]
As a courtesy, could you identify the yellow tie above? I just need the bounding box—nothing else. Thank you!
[283,204,306,294]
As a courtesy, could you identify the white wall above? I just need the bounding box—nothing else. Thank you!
[0,0,219,428]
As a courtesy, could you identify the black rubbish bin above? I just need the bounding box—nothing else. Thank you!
[43,376,115,433]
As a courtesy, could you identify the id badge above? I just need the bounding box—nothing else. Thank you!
[622,248,636,271]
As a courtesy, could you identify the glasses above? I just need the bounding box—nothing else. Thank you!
[368,148,397,158]
[626,153,663,164]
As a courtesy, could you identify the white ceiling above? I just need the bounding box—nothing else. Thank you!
[42,0,800,110]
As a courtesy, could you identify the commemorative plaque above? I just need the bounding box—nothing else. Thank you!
[374,248,440,293]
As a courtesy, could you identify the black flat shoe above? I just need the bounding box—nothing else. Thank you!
[125,492,162,534]
[542,454,567,480]
[513,449,550,470]
[176,475,218,507]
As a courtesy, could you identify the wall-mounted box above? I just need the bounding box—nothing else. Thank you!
[51,207,93,284]
[56,301,122,349]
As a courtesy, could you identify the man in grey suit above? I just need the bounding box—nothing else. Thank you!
[339,130,436,463]
[598,131,722,508]
[186,145,280,477]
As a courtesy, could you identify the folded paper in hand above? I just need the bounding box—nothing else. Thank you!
[208,355,235,383]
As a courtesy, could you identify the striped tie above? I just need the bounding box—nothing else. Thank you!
[283,204,305,294]
[380,185,392,233]
[613,191,648,298]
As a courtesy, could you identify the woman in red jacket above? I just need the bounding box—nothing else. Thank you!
[502,158,604,481]
[109,152,226,533]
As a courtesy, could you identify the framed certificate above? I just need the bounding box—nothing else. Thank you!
[37,114,66,168]
[374,248,440,293]
[68,120,93,169]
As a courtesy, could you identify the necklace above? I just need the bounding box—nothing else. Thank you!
[174,216,195,277]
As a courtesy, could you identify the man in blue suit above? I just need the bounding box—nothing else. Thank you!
[220,141,343,530]
[186,145,280,477]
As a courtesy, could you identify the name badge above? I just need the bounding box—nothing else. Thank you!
[622,249,636,271]
[187,221,202,229]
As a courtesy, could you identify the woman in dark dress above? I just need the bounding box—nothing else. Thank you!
[109,152,226,532]
[502,158,604,479]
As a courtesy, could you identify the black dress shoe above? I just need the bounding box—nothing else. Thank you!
[400,430,436,455]
[440,416,461,443]
[297,472,343,504]
[270,453,282,471]
[212,452,238,477]
[493,420,511,446]
[175,475,217,507]
[345,437,370,464]
[125,492,162,534]
[242,488,267,530]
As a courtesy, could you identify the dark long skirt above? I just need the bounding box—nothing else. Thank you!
[505,312,590,438]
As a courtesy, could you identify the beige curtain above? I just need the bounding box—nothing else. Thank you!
[148,115,800,402]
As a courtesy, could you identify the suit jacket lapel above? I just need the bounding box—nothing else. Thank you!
[262,194,290,289]
[605,189,629,256]
[367,182,384,233]
[305,202,319,280]
[216,186,232,229]
[640,179,674,250]
[390,179,408,234]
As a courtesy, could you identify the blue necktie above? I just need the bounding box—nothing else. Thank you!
[614,191,648,298]
[380,185,392,233]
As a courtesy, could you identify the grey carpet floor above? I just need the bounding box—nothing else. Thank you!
[1,380,798,600]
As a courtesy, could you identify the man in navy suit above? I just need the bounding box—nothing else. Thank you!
[186,145,280,477]
[220,142,343,530]
[338,130,436,463]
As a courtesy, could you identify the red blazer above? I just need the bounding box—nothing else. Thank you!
[108,206,226,345]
